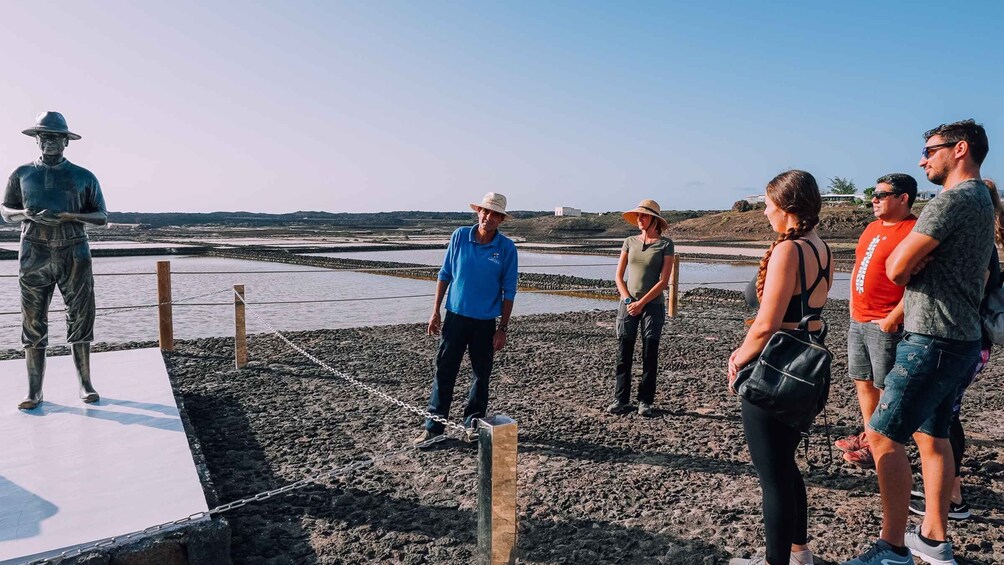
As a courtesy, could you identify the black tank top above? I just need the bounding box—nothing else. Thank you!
[782,239,830,323]
[743,239,831,322]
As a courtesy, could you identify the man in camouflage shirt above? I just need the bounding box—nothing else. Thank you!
[842,119,993,565]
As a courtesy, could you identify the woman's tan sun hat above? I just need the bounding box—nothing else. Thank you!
[470,192,509,220]
[623,199,668,230]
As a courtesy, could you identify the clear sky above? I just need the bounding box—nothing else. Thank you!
[1,1,1001,214]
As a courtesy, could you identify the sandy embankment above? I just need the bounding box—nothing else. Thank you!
[154,291,1004,564]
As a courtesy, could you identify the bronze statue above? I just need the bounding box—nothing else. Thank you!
[1,112,107,409]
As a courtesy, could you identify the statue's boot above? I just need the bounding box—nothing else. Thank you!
[72,343,100,404]
[18,348,45,410]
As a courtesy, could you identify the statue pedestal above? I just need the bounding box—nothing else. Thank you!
[0,348,211,563]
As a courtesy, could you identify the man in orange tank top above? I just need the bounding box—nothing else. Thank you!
[836,174,918,467]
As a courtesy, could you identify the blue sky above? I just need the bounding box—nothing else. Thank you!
[1,1,1001,213]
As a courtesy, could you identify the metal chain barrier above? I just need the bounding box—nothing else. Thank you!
[24,434,448,565]
[233,291,468,435]
[0,288,236,328]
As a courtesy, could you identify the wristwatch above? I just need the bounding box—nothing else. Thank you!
[498,325,508,333]
[623,297,633,304]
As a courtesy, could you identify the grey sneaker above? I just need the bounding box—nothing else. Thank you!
[606,400,633,414]
[413,430,443,449]
[840,540,913,565]
[729,557,767,565]
[790,549,814,565]
[638,402,654,417]
[905,524,956,565]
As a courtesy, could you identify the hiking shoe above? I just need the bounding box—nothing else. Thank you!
[413,430,443,449]
[839,540,913,565]
[835,431,869,452]
[638,402,654,417]
[843,446,875,468]
[606,400,633,414]
[905,524,956,564]
[729,557,767,565]
[909,497,971,520]
[911,489,925,499]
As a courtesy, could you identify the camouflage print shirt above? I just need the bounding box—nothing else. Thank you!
[903,179,994,341]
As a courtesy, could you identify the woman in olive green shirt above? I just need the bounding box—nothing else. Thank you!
[608,199,674,417]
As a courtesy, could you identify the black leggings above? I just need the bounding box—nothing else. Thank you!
[741,399,808,564]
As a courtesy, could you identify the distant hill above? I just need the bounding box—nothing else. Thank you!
[668,204,881,241]
[98,205,877,242]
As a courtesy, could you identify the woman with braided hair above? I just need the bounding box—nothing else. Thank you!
[728,170,831,565]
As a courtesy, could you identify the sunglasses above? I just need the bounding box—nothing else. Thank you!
[872,191,903,200]
[922,141,958,159]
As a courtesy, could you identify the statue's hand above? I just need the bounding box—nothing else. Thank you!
[33,209,63,226]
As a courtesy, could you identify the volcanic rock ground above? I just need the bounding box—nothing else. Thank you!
[4,292,1001,564]
[153,291,1004,565]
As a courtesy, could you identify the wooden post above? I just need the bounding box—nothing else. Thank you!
[478,415,518,565]
[234,284,247,369]
[156,261,174,352]
[667,255,680,317]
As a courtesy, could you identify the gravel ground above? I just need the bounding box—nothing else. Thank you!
[153,291,1004,565]
[7,291,999,564]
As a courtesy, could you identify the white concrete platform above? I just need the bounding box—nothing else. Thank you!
[0,348,209,563]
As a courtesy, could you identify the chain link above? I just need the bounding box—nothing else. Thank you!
[233,290,468,434]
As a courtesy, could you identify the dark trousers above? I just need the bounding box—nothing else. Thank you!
[741,398,808,565]
[20,239,96,347]
[614,301,665,404]
[425,311,495,433]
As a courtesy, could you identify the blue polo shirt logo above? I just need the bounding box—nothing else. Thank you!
[489,252,501,265]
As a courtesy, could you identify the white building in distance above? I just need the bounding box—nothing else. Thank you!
[555,206,582,217]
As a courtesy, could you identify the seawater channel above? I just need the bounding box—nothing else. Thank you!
[0,251,849,350]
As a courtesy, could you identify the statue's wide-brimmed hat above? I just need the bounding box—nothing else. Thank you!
[22,111,81,140]
[469,192,510,220]
[623,199,669,230]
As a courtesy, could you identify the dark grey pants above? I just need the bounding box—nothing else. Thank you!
[614,301,665,404]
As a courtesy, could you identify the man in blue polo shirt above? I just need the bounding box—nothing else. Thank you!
[415,192,518,447]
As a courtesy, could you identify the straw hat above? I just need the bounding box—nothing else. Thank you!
[623,199,668,230]
[469,192,509,219]
[22,111,82,140]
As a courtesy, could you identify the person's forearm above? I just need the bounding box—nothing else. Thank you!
[638,277,670,305]
[498,299,514,329]
[886,300,905,326]
[432,280,448,313]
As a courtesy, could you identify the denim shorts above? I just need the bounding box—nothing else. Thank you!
[869,332,980,443]
[847,319,903,389]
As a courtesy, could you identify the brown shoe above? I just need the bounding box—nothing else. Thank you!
[843,445,875,468]
[834,431,868,453]
[413,430,443,449]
